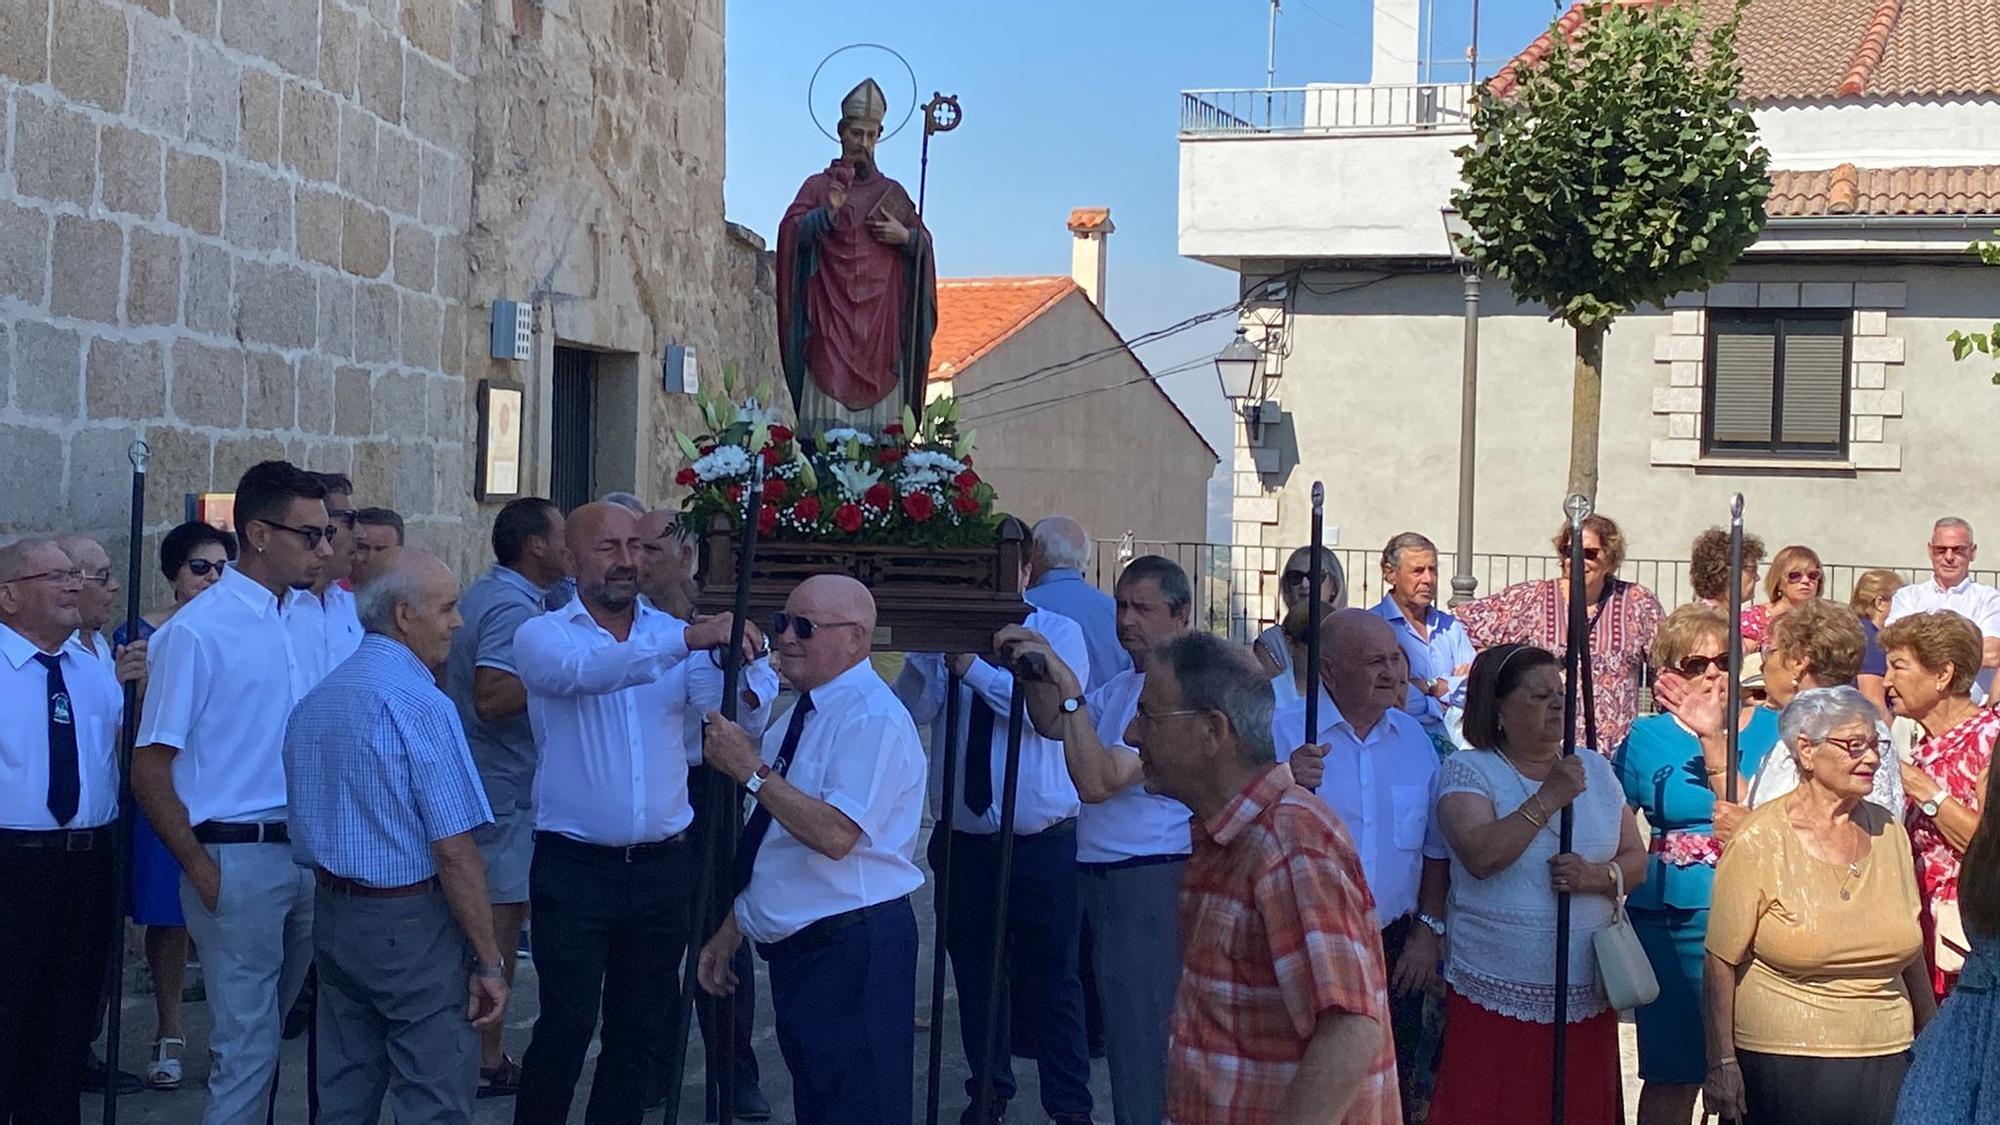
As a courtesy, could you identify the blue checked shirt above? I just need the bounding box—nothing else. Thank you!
[284,635,494,888]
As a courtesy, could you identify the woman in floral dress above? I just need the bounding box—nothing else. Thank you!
[1457,513,1664,753]
[1897,772,2000,1125]
[1881,610,1997,1000]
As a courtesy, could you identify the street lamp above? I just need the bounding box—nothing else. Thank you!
[1214,327,1273,443]
[1441,206,1483,607]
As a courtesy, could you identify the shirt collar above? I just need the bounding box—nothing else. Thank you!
[556,594,664,636]
[0,623,62,669]
[1200,762,1296,849]
[1931,574,1977,596]
[1030,568,1084,589]
[805,657,883,704]
[217,564,283,617]
[492,565,551,599]
[1373,595,1448,632]
[358,633,433,679]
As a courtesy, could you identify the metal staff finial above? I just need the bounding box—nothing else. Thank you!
[1564,491,1592,526]
[1312,481,1324,509]
[128,439,150,473]
[1731,492,1745,524]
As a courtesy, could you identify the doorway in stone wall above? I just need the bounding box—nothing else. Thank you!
[550,346,596,512]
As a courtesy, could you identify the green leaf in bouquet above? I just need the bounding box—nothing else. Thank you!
[723,362,739,396]
[845,438,863,463]
[796,452,819,492]
[814,431,830,454]
[750,423,771,454]
[718,399,741,429]
[956,429,976,457]
[674,431,701,461]
[901,403,919,440]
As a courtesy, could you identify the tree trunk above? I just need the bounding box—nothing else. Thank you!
[1568,321,1606,502]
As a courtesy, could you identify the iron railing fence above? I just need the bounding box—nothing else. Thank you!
[1179,83,1475,137]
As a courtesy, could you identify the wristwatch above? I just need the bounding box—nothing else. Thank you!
[1921,793,1947,817]
[1060,695,1086,715]
[744,764,773,796]
[1417,912,1447,938]
[472,961,505,980]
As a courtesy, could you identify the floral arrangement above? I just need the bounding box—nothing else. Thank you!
[1651,829,1721,868]
[673,388,1001,548]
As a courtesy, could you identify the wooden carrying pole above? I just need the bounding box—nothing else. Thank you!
[922,672,963,1125]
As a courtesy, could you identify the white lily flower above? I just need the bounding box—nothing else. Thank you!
[829,461,884,499]
[692,445,753,482]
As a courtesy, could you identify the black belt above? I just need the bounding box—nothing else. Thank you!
[193,821,289,845]
[953,816,1077,840]
[1077,851,1191,874]
[0,824,117,851]
[755,896,911,963]
[533,829,688,864]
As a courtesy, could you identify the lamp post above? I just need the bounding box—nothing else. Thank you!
[1441,206,1482,607]
[1214,326,1268,443]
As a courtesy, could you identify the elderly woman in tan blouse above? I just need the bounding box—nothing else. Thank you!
[1702,686,1935,1125]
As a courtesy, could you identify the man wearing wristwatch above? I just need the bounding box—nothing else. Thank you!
[993,555,1198,1125]
[282,551,508,1121]
[1274,608,1451,1121]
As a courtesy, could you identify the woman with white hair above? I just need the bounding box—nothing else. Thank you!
[1252,545,1345,686]
[1702,687,1935,1125]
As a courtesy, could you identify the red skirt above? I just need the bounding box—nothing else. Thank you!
[1426,988,1622,1125]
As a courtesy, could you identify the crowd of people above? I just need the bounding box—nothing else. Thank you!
[4,455,2000,1125]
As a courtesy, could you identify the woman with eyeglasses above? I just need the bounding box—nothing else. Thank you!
[1895,771,2000,1124]
[1853,569,1906,717]
[1612,605,1781,1125]
[1702,686,1933,1125]
[1881,610,1997,1002]
[1741,544,1825,647]
[108,520,235,1091]
[1252,545,1345,687]
[1457,513,1665,752]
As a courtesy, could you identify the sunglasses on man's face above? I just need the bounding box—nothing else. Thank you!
[255,519,339,550]
[769,612,864,641]
[329,509,358,529]
[1787,569,1822,585]
[184,558,226,577]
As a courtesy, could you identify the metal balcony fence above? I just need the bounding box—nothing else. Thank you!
[1179,83,1475,137]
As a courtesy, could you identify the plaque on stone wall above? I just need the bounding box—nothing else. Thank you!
[476,381,524,501]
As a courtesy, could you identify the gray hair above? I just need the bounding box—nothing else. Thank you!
[0,537,62,582]
[1157,630,1276,764]
[1031,516,1092,571]
[600,491,647,514]
[356,561,428,634]
[1936,516,1976,542]
[1381,531,1439,571]
[1778,685,1880,751]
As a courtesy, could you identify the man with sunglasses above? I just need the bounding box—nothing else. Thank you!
[0,539,128,1123]
[508,502,740,1124]
[1887,517,2000,688]
[133,459,335,1125]
[698,576,927,1125]
[894,568,1096,1125]
[290,472,365,678]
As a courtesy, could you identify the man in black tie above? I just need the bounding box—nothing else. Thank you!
[697,576,927,1125]
[0,539,127,1124]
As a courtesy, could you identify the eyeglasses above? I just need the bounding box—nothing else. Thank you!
[1562,547,1603,562]
[77,570,113,586]
[184,559,226,577]
[769,612,865,641]
[1674,654,1725,677]
[1134,705,1206,725]
[1820,735,1890,759]
[1281,571,1312,587]
[329,509,358,529]
[254,519,340,549]
[1786,569,1823,585]
[0,568,83,587]
[1930,544,1974,557]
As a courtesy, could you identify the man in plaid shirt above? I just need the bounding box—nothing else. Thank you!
[1124,630,1401,1125]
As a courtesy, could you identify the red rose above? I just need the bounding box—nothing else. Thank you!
[769,425,794,444]
[883,423,905,437]
[675,466,697,487]
[700,445,716,457]
[834,502,864,533]
[864,483,893,510]
[902,492,936,523]
[954,470,980,490]
[726,484,743,504]
[761,446,782,469]
[791,495,822,522]
[953,492,981,516]
[876,447,904,465]
[962,455,974,467]
[757,503,779,535]
[764,478,788,505]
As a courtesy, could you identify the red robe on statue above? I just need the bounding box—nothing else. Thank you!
[776,162,936,416]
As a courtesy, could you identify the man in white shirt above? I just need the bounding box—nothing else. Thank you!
[1888,516,2000,676]
[895,591,1095,1125]
[0,539,127,1123]
[55,535,122,671]
[508,502,737,1124]
[698,575,926,1125]
[994,555,1200,1125]
[290,471,364,673]
[133,459,336,1125]
[1275,608,1450,1121]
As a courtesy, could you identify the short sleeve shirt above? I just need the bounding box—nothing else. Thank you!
[444,566,548,812]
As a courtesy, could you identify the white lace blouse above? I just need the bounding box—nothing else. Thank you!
[1437,748,1625,1024]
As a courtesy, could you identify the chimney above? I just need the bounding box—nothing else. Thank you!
[1067,207,1114,308]
[1372,0,1420,85]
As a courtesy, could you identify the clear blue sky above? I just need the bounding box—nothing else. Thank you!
[722,0,1561,454]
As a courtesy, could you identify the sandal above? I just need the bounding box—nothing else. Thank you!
[147,1037,184,1091]
[477,1055,523,1099]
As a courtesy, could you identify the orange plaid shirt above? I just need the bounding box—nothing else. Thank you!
[1167,762,1402,1125]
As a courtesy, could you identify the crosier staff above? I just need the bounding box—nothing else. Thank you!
[1549,492,1596,1125]
[1725,493,1745,801]
[1302,483,1326,754]
[103,440,147,1125]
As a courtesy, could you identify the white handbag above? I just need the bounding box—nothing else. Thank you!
[1593,863,1661,1011]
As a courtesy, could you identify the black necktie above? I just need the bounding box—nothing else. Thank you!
[35,653,80,827]
[731,693,814,898]
[963,689,997,816]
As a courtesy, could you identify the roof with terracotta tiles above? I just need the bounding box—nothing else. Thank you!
[1767,163,2000,216]
[928,277,1079,382]
[1490,0,2000,102]
[1067,207,1114,233]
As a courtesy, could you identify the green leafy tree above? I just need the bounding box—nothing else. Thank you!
[1947,234,2000,384]
[1452,0,1771,499]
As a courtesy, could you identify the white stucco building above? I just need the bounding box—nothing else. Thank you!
[1181,0,2000,619]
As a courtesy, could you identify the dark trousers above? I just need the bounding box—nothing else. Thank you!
[1740,1048,1911,1125]
[0,843,116,1125]
[515,834,694,1125]
[685,765,759,1094]
[1380,914,1439,1119]
[930,823,1093,1119]
[760,898,917,1125]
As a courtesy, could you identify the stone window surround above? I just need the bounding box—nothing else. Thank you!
[1650,281,1907,471]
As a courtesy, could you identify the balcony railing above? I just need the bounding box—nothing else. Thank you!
[1180,83,1476,137]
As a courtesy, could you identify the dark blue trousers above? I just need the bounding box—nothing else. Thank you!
[931,822,1093,1120]
[760,898,917,1125]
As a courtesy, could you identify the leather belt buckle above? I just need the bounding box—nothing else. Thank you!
[64,829,95,852]
[623,844,644,864]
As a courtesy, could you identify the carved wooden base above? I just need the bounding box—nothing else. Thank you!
[694,516,1031,654]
